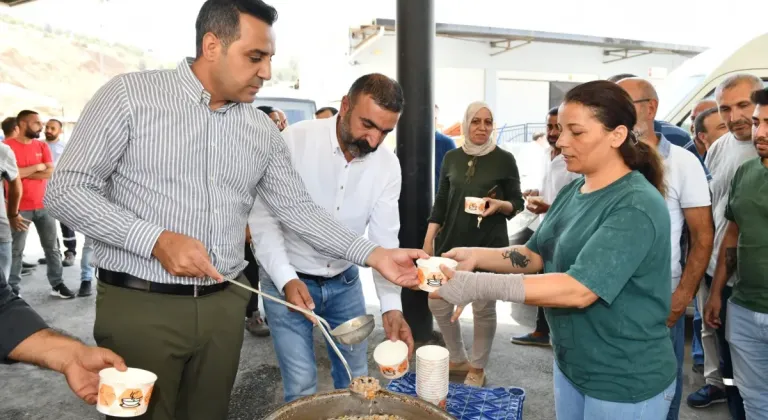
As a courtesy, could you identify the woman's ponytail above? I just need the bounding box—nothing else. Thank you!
[619,130,666,196]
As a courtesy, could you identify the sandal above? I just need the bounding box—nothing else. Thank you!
[449,361,471,375]
[464,371,486,387]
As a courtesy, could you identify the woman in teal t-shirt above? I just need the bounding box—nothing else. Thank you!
[430,81,677,419]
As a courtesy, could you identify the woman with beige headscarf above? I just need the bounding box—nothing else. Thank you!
[423,101,523,386]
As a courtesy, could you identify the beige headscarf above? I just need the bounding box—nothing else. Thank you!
[461,101,496,157]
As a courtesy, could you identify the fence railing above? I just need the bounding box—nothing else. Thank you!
[496,123,547,146]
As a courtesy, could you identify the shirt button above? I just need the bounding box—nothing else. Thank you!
[340,186,344,190]
[327,263,331,268]
[336,207,340,210]
[345,165,348,168]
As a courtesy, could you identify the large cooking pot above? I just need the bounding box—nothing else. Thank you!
[262,390,455,420]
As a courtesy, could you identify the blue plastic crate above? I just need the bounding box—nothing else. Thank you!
[387,372,525,420]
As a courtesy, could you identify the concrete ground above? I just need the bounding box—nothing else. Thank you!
[1,230,730,420]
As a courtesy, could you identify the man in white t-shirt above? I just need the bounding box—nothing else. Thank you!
[696,74,764,418]
[510,106,580,347]
[619,78,713,420]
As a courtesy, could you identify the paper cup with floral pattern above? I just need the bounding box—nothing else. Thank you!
[417,257,459,293]
[97,367,157,417]
[373,340,409,380]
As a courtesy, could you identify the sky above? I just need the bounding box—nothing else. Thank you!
[2,0,766,64]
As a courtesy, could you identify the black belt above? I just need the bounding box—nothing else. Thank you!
[296,272,336,283]
[98,269,229,297]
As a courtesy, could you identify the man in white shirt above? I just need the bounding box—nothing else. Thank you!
[510,106,579,347]
[249,74,412,402]
[619,77,714,420]
[698,74,764,419]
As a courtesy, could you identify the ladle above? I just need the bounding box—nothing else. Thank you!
[225,277,375,382]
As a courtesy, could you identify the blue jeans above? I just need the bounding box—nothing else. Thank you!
[9,209,62,293]
[692,298,704,365]
[0,241,12,282]
[666,315,685,420]
[726,300,768,419]
[554,361,676,419]
[705,275,747,419]
[260,266,368,402]
[81,236,94,281]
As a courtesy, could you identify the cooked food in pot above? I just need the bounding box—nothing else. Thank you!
[349,376,381,400]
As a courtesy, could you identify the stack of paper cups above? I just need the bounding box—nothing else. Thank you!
[415,345,449,406]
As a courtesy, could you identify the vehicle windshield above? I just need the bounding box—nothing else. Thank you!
[253,98,317,124]
[656,45,733,120]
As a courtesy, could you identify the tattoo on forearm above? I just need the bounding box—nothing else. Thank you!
[502,249,530,268]
[725,248,737,278]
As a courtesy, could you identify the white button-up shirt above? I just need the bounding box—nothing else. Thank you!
[249,115,403,312]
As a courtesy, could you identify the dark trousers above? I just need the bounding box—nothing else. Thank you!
[403,287,434,342]
[244,243,260,317]
[705,274,746,420]
[94,278,250,420]
[535,306,550,334]
[60,222,77,255]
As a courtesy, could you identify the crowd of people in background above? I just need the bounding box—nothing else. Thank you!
[1,1,767,420]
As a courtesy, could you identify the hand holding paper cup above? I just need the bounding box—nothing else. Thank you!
[97,368,157,417]
[464,197,486,215]
[525,196,550,214]
[373,340,409,380]
[417,257,459,293]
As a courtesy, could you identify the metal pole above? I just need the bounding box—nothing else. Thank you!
[396,0,435,343]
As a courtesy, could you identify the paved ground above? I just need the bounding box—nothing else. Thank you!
[1,230,730,420]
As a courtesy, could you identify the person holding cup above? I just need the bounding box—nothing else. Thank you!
[423,101,523,387]
[430,81,677,419]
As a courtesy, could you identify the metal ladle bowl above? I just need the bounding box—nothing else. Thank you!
[225,277,375,381]
[330,314,375,345]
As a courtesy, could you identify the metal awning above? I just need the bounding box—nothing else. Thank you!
[0,0,37,6]
[351,18,708,63]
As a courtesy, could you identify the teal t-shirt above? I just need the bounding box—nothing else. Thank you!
[527,171,676,403]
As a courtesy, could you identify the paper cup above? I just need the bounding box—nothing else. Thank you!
[416,257,459,293]
[415,345,449,403]
[97,368,157,418]
[373,340,409,380]
[464,197,486,215]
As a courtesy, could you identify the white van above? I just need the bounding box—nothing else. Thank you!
[253,86,317,124]
[659,32,768,128]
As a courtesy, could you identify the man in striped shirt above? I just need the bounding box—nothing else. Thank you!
[44,1,424,419]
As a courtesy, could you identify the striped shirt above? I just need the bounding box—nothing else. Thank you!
[44,58,378,285]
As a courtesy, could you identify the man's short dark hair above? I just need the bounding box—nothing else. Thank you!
[48,119,62,128]
[315,107,338,117]
[347,74,404,113]
[694,107,719,135]
[1,117,17,137]
[16,110,38,122]
[547,106,558,117]
[751,87,768,106]
[607,73,638,83]
[257,105,275,115]
[195,0,278,58]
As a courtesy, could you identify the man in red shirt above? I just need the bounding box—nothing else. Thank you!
[4,110,73,299]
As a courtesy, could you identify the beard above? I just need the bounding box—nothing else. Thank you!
[755,137,768,158]
[547,134,558,146]
[340,114,378,158]
[25,128,40,139]
[45,133,57,141]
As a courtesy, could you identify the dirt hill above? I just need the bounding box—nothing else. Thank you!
[0,13,172,120]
